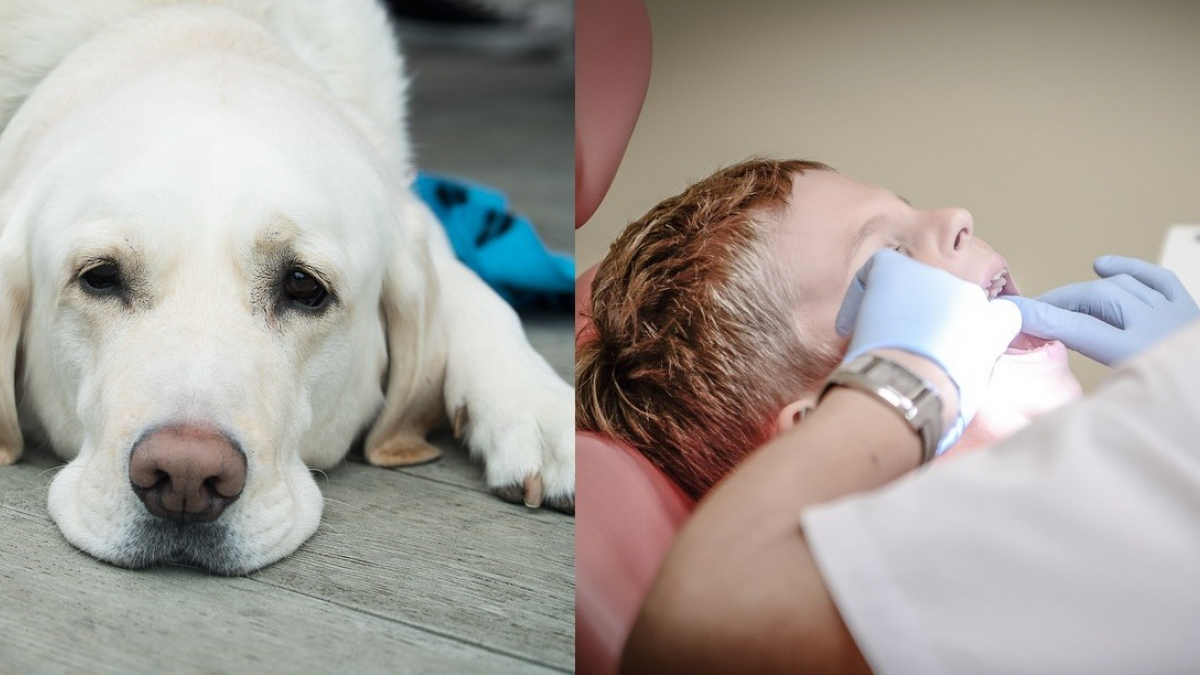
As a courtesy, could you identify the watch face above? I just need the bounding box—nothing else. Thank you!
[843,355,941,463]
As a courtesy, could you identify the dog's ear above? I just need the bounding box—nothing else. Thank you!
[0,208,27,465]
[363,192,448,467]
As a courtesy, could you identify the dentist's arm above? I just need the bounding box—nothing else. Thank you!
[1009,256,1200,366]
[622,251,1021,674]
[621,378,926,674]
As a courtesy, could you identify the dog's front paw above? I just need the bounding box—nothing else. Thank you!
[453,371,574,514]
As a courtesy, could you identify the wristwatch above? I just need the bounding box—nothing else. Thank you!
[819,353,944,464]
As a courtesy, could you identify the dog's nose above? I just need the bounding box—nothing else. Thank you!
[129,425,246,525]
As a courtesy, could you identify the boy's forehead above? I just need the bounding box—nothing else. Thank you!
[788,170,889,217]
[773,170,895,309]
[781,172,865,250]
[783,170,911,246]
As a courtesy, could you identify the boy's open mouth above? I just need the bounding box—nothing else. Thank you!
[986,267,1011,300]
[989,268,1054,354]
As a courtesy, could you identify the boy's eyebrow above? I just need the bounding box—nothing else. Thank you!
[896,194,912,206]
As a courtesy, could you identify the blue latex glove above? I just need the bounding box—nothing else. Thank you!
[1007,256,1200,367]
[836,249,1022,455]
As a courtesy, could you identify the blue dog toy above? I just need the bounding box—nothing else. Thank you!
[415,172,574,311]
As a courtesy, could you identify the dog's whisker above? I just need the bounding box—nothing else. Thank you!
[33,464,68,481]
[317,520,344,533]
[320,496,387,527]
[8,487,55,499]
[314,522,347,539]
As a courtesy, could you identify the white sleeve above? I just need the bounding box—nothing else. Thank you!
[801,321,1200,675]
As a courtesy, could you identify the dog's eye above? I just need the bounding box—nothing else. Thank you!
[283,269,327,308]
[81,262,121,293]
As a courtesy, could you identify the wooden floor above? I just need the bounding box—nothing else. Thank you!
[0,34,575,675]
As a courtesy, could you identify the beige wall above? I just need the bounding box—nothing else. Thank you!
[577,0,1200,390]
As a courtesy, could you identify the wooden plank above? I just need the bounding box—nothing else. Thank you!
[263,460,575,670]
[0,441,64,515]
[0,507,562,675]
[1,440,575,672]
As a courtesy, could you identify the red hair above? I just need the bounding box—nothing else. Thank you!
[576,158,841,499]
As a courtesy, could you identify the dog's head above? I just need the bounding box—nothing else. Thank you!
[0,17,443,573]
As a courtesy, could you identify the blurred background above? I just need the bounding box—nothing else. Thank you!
[397,0,573,254]
[395,0,574,375]
[576,0,1200,390]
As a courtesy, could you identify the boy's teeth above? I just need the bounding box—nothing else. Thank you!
[985,269,1008,299]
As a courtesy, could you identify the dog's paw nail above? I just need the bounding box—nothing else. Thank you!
[452,405,469,440]
[523,473,544,508]
[491,474,547,508]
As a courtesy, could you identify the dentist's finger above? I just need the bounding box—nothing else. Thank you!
[1093,255,1183,301]
[834,275,865,336]
[835,250,890,335]
[1104,273,1163,306]
[1036,280,1142,329]
[1008,295,1124,363]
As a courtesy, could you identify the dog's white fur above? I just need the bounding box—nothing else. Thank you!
[0,0,573,574]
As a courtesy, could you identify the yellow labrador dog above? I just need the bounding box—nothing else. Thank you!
[0,0,573,574]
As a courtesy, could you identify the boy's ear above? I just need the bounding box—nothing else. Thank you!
[362,192,449,467]
[774,395,819,436]
[0,214,27,465]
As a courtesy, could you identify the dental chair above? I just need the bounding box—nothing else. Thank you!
[575,2,696,673]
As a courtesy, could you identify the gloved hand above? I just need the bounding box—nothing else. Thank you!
[836,249,1022,455]
[1007,256,1200,367]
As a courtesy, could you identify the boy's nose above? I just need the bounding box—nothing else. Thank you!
[906,208,978,278]
[929,207,974,255]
